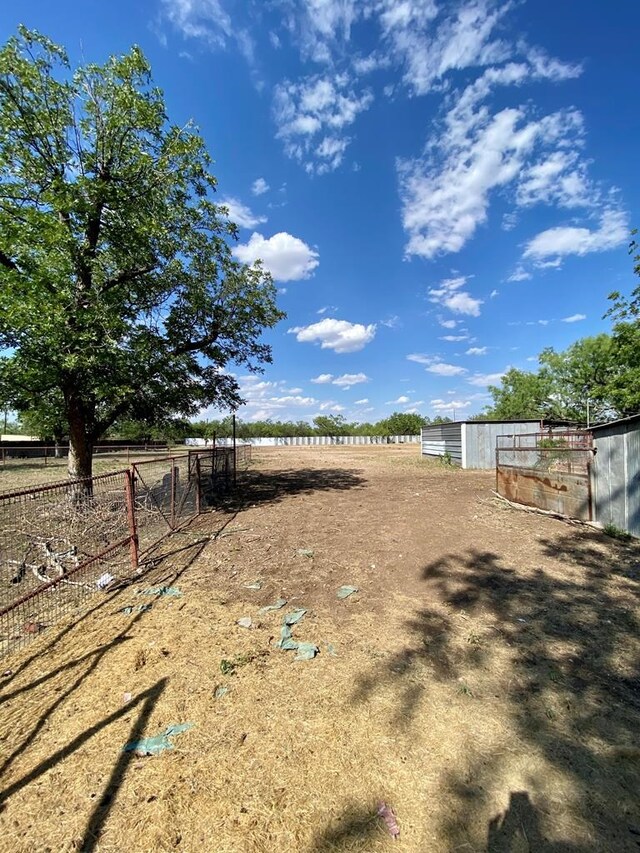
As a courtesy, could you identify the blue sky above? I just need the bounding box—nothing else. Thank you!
[3,1,639,424]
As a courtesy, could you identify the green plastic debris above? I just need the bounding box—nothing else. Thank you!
[214,686,229,699]
[294,642,319,661]
[120,604,152,615]
[275,623,293,648]
[244,581,263,590]
[326,643,338,657]
[297,548,314,558]
[337,586,359,600]
[124,722,194,756]
[138,586,182,597]
[258,598,287,614]
[284,608,307,625]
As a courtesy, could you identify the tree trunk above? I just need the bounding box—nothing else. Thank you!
[65,393,95,499]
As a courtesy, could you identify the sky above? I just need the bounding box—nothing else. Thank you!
[2,1,639,425]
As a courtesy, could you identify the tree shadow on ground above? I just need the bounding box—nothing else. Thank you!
[215,467,367,513]
[0,535,208,846]
[349,527,640,850]
[308,803,384,852]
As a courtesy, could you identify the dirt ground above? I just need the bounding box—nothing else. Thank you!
[1,445,639,852]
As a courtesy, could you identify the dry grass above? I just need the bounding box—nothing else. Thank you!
[0,445,639,852]
[0,451,172,493]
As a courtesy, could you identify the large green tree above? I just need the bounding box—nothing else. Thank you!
[538,334,616,423]
[605,230,640,415]
[0,28,283,481]
[484,367,555,420]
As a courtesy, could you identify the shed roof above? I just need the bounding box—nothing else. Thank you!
[590,413,640,432]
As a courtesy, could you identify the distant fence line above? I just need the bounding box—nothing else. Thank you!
[0,445,250,657]
[1,442,169,463]
[186,435,420,447]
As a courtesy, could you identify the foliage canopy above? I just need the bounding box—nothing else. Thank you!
[0,27,283,478]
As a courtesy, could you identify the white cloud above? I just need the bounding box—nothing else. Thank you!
[231,375,320,422]
[251,177,269,196]
[160,0,232,46]
[332,372,370,387]
[426,362,467,376]
[387,395,410,405]
[490,289,499,298]
[270,395,316,405]
[221,197,267,229]
[507,266,532,282]
[273,73,373,173]
[159,0,258,76]
[288,318,376,353]
[311,373,334,384]
[523,209,628,265]
[466,346,488,355]
[377,0,510,97]
[396,40,594,260]
[428,276,483,317]
[430,398,472,412]
[516,150,592,209]
[440,334,469,342]
[467,370,506,386]
[407,353,433,365]
[234,231,319,281]
[380,315,401,329]
[280,0,361,63]
[562,313,587,323]
[354,398,369,405]
[317,305,338,315]
[438,318,458,329]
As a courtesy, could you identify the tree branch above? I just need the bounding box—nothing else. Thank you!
[0,249,20,272]
[172,330,220,356]
[101,263,156,293]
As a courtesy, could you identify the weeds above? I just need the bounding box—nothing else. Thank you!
[603,522,632,542]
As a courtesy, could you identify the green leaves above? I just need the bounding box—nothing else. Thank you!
[0,28,284,477]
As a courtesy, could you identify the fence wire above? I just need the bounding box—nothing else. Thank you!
[0,447,245,656]
[0,472,134,655]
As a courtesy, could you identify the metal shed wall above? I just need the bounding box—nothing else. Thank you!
[592,420,640,537]
[464,421,542,469]
[421,423,463,464]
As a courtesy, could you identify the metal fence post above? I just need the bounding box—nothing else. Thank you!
[125,469,140,571]
[195,456,202,515]
[232,413,237,487]
[170,462,176,528]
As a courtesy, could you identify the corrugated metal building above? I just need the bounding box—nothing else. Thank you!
[591,414,640,537]
[421,420,545,469]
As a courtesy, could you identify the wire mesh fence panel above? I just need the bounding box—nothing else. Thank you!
[190,448,234,507]
[0,471,134,656]
[131,457,179,554]
[0,445,249,656]
[235,443,251,468]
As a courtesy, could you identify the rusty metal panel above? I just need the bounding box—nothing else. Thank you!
[497,466,592,520]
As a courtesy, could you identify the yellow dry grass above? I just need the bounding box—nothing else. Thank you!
[0,445,639,852]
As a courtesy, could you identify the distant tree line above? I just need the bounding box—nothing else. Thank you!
[98,411,453,443]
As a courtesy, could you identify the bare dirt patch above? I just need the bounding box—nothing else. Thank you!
[1,445,639,852]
